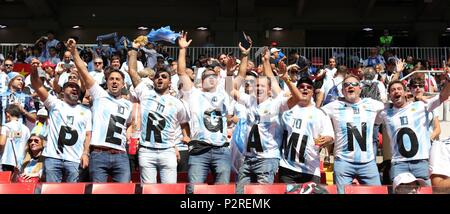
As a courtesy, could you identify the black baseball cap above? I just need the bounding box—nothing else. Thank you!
[296,76,314,89]
[62,81,80,90]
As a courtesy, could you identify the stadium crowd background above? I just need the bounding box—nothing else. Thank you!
[1,0,450,194]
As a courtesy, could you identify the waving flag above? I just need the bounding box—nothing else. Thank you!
[230,118,246,174]
[13,63,31,77]
[146,26,180,44]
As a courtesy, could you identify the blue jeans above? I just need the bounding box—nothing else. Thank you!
[187,146,231,193]
[44,157,80,182]
[390,159,431,185]
[236,157,279,194]
[334,158,381,194]
[89,151,130,183]
[138,147,177,183]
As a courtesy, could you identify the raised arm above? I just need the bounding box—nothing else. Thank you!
[262,48,282,96]
[278,62,301,109]
[66,39,96,89]
[234,42,252,90]
[128,36,147,88]
[439,76,450,102]
[30,58,49,102]
[177,31,193,91]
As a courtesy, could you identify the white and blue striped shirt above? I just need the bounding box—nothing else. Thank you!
[89,84,132,151]
[322,98,384,163]
[378,96,441,162]
[134,81,189,149]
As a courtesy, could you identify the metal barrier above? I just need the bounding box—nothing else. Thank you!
[1,44,449,68]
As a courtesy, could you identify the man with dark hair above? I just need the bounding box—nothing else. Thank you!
[322,75,385,193]
[377,78,450,186]
[68,38,133,183]
[30,58,92,182]
[126,37,190,183]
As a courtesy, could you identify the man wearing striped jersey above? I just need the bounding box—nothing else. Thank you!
[0,72,36,128]
[127,38,190,183]
[280,77,334,184]
[231,46,304,193]
[68,39,133,183]
[377,79,450,185]
[322,75,384,193]
[0,104,30,173]
[30,58,92,182]
[177,32,232,191]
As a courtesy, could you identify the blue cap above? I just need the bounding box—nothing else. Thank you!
[7,72,23,81]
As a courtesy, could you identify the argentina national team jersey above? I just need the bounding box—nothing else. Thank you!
[0,90,36,125]
[280,105,334,176]
[181,88,231,146]
[322,98,384,163]
[378,96,441,162]
[89,84,132,151]
[135,82,189,149]
[175,99,191,151]
[0,120,30,167]
[238,93,288,159]
[42,95,92,163]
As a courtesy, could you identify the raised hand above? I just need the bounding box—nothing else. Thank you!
[133,35,148,48]
[178,31,192,49]
[238,41,252,56]
[261,47,270,62]
[395,58,406,73]
[66,39,77,53]
[278,61,289,81]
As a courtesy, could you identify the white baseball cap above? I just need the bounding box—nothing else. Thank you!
[393,172,427,193]
[270,48,281,54]
[37,108,48,117]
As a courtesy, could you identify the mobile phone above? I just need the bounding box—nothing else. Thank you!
[64,63,72,69]
[240,31,251,49]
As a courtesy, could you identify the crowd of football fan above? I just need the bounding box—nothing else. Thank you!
[1,30,450,194]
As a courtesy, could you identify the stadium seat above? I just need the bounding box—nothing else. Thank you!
[344,185,388,194]
[0,183,36,194]
[244,184,286,194]
[0,171,12,183]
[142,183,186,194]
[324,185,338,194]
[40,183,86,194]
[91,183,136,194]
[417,186,433,194]
[193,184,236,194]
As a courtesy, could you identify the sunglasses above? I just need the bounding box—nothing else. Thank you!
[343,82,360,88]
[155,74,169,79]
[5,64,13,67]
[244,80,256,85]
[28,139,40,143]
[410,84,424,89]
[298,84,313,90]
[202,73,217,81]
[94,62,103,65]
[68,76,78,79]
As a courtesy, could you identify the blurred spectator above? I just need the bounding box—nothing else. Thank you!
[363,48,386,68]
[379,29,393,54]
[18,134,44,183]
[30,108,48,138]
[0,104,31,174]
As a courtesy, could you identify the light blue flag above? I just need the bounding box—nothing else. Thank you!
[146,26,181,44]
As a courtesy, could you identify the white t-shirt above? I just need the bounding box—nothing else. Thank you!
[280,105,334,176]
[430,138,450,177]
[322,98,384,163]
[0,120,30,167]
[88,83,132,151]
[238,93,289,159]
[134,81,189,149]
[377,96,441,162]
[42,95,92,163]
